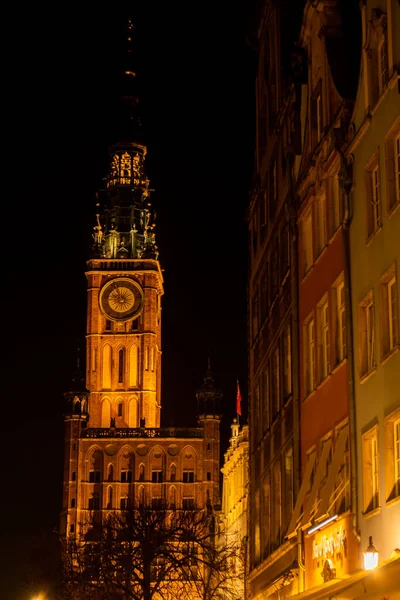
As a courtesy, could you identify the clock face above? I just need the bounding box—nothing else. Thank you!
[99,278,143,322]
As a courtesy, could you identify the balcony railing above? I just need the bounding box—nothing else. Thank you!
[81,427,203,439]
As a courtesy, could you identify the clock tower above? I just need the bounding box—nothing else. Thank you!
[60,17,221,546]
[86,138,163,429]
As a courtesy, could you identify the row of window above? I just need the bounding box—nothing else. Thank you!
[251,225,290,341]
[83,490,196,512]
[92,343,156,389]
[301,174,342,277]
[362,409,400,514]
[85,468,201,484]
[364,124,400,241]
[357,265,398,379]
[253,326,292,444]
[104,316,139,332]
[303,275,346,396]
[253,446,293,566]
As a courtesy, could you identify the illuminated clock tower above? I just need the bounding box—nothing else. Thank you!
[60,18,221,544]
[86,137,163,430]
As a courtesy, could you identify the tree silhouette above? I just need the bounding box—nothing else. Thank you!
[62,504,244,600]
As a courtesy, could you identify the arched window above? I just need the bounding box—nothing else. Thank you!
[169,486,176,509]
[118,349,124,384]
[101,399,111,428]
[107,486,113,509]
[89,450,103,483]
[139,464,145,481]
[170,464,176,482]
[118,402,123,417]
[102,345,111,389]
[129,345,138,387]
[107,464,114,482]
[138,486,145,507]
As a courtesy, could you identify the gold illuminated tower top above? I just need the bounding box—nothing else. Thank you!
[83,18,163,430]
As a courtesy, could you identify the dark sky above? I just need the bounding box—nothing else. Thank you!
[3,4,255,598]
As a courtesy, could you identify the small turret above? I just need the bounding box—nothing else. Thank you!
[64,349,89,419]
[196,359,222,418]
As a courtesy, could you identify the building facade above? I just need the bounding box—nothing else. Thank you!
[247,1,305,597]
[221,419,249,598]
[347,0,400,568]
[247,0,400,598]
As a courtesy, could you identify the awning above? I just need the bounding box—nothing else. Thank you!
[287,450,317,538]
[286,426,348,538]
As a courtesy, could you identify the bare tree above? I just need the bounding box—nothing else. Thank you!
[62,504,244,600]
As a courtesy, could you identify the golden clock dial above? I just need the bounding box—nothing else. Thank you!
[99,278,143,322]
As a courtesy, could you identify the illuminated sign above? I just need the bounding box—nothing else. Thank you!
[312,525,346,560]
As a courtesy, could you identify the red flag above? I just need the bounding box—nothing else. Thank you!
[236,380,242,416]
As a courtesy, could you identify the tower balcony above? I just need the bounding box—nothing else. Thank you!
[81,427,203,439]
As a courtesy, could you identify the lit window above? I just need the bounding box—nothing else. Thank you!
[362,427,380,513]
[334,279,347,364]
[365,156,382,238]
[304,316,315,396]
[385,122,400,213]
[318,299,330,381]
[380,267,398,357]
[385,410,400,502]
[359,292,376,378]
[118,349,124,384]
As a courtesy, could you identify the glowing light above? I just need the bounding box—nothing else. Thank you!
[307,514,338,535]
[364,536,379,570]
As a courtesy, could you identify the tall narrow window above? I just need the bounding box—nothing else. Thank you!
[378,37,388,94]
[316,193,327,254]
[371,436,379,510]
[329,174,341,236]
[302,210,313,275]
[385,122,400,213]
[335,280,346,364]
[92,348,97,372]
[365,156,381,238]
[271,346,280,417]
[381,268,398,357]
[129,345,138,387]
[311,80,323,148]
[105,319,112,331]
[359,292,376,378]
[304,317,315,396]
[283,326,292,398]
[284,447,293,531]
[117,402,123,417]
[102,345,112,389]
[318,300,330,381]
[118,349,124,384]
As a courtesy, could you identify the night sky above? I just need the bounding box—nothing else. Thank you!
[3,4,254,598]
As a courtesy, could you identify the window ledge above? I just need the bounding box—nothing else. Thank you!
[388,201,400,219]
[366,226,383,247]
[330,358,347,375]
[362,506,381,520]
[381,345,399,366]
[386,495,400,509]
[359,367,377,384]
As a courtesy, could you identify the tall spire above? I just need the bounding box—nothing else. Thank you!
[116,17,142,144]
[196,360,223,416]
[90,17,158,262]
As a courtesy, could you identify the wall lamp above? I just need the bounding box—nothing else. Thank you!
[364,536,379,570]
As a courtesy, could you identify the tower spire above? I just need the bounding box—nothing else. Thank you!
[90,17,158,262]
